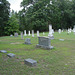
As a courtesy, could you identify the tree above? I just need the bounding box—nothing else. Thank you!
[0,0,10,36]
[19,0,75,31]
[5,10,20,35]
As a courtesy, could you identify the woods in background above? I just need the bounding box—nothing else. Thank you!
[0,0,75,36]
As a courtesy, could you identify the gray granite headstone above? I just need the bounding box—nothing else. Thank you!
[24,58,37,66]
[36,36,53,49]
[14,33,18,37]
[21,32,24,39]
[7,53,15,57]
[24,38,31,44]
[0,50,7,53]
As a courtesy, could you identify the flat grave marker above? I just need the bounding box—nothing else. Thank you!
[0,50,7,53]
[24,58,37,66]
[59,39,64,41]
[7,53,15,57]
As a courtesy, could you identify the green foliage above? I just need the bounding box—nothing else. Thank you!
[4,10,20,35]
[18,0,75,31]
[0,0,10,36]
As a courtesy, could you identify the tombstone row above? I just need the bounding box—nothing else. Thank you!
[0,50,37,66]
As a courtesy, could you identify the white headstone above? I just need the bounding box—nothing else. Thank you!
[10,34,13,37]
[32,30,34,37]
[37,31,39,36]
[52,29,54,33]
[48,25,53,37]
[43,32,45,35]
[62,30,63,32]
[58,29,61,34]
[24,30,27,36]
[67,28,71,34]
[28,31,31,36]
[69,28,72,33]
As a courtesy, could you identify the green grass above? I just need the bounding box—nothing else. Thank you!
[0,32,75,75]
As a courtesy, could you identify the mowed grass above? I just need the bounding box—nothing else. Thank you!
[0,32,75,75]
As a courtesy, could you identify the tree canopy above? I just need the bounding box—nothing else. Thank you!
[18,0,75,31]
[0,0,10,36]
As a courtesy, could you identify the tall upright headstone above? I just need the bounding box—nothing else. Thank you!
[37,31,39,37]
[67,28,71,34]
[28,31,31,36]
[32,30,34,37]
[48,24,54,39]
[58,29,61,34]
[24,30,27,36]
[21,32,24,39]
[69,28,72,33]
[43,32,45,35]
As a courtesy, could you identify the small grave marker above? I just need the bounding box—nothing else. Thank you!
[59,39,64,41]
[0,50,7,53]
[24,38,31,44]
[14,33,18,37]
[24,58,37,66]
[7,53,15,57]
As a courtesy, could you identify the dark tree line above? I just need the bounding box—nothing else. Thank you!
[0,0,10,36]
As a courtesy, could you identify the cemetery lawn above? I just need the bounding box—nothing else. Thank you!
[0,32,75,75]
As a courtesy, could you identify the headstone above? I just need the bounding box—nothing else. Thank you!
[7,53,15,57]
[28,31,31,36]
[0,50,7,53]
[43,32,45,35]
[62,30,63,32]
[36,36,53,49]
[59,39,64,41]
[24,38,31,44]
[67,28,70,34]
[48,24,54,39]
[69,28,72,33]
[37,31,39,36]
[21,32,24,39]
[52,29,54,33]
[10,34,13,37]
[24,58,37,66]
[32,30,34,37]
[14,32,18,37]
[24,30,27,36]
[58,29,61,34]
